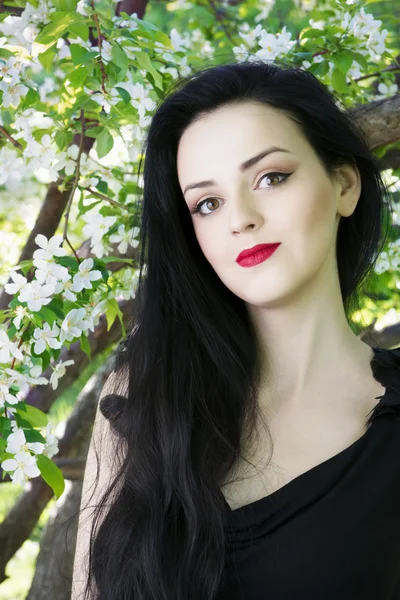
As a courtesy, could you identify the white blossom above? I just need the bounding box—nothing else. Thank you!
[0,147,24,186]
[368,28,388,56]
[84,299,108,332]
[50,359,74,390]
[71,258,102,292]
[24,135,67,183]
[347,61,363,80]
[82,211,117,246]
[349,8,383,38]
[52,144,79,175]
[0,329,24,364]
[233,43,250,62]
[1,449,41,484]
[22,0,57,25]
[4,269,28,296]
[0,56,20,80]
[254,27,294,62]
[32,322,63,354]
[0,382,19,408]
[35,260,69,287]
[43,422,59,457]
[59,308,90,343]
[76,0,91,16]
[0,76,29,108]
[109,225,140,254]
[254,0,275,22]
[33,233,67,264]
[18,280,55,312]
[114,80,155,118]
[100,40,113,63]
[238,24,264,46]
[5,365,48,392]
[376,82,398,99]
[79,174,100,188]
[5,426,45,456]
[13,305,30,330]
[54,273,78,302]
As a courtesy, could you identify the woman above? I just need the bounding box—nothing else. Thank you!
[72,60,400,599]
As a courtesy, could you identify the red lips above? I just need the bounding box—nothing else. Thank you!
[236,243,281,263]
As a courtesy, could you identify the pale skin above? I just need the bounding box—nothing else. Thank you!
[177,101,386,507]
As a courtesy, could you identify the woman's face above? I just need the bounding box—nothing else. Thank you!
[177,101,359,308]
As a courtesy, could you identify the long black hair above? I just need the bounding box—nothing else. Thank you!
[81,59,391,599]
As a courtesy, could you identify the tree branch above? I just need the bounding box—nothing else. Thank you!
[0,128,96,312]
[0,354,116,584]
[350,94,400,150]
[0,125,23,149]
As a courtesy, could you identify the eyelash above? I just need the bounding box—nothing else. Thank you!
[189,171,294,218]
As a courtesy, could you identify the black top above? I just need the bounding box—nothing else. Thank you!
[217,345,400,600]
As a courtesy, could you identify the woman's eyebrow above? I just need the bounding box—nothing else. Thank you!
[183,146,293,195]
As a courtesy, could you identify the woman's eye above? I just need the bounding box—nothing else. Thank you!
[190,171,293,218]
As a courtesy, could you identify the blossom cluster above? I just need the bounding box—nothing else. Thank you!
[0,234,103,484]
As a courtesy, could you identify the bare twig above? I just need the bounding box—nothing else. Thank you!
[0,126,23,149]
[86,187,128,210]
[90,0,108,94]
[353,64,400,84]
[62,110,86,259]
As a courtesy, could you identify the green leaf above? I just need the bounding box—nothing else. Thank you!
[96,128,114,159]
[54,130,74,150]
[66,65,89,89]
[153,30,174,49]
[37,44,57,70]
[70,43,89,65]
[331,67,348,94]
[7,323,18,339]
[110,100,137,121]
[14,259,34,275]
[78,194,101,214]
[346,50,369,72]
[24,429,47,444]
[0,437,7,456]
[69,22,90,41]
[46,298,65,320]
[0,417,11,439]
[20,87,40,110]
[332,52,353,75]
[58,256,79,270]
[135,51,163,91]
[96,180,108,194]
[117,307,127,338]
[124,181,142,194]
[111,43,129,80]
[115,86,131,103]
[0,48,15,59]
[309,60,329,77]
[37,454,65,499]
[105,298,119,331]
[35,12,86,45]
[37,306,58,326]
[52,0,79,9]
[101,256,135,265]
[16,405,48,428]
[42,350,51,373]
[300,28,326,40]
[84,126,102,139]
[80,335,91,359]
